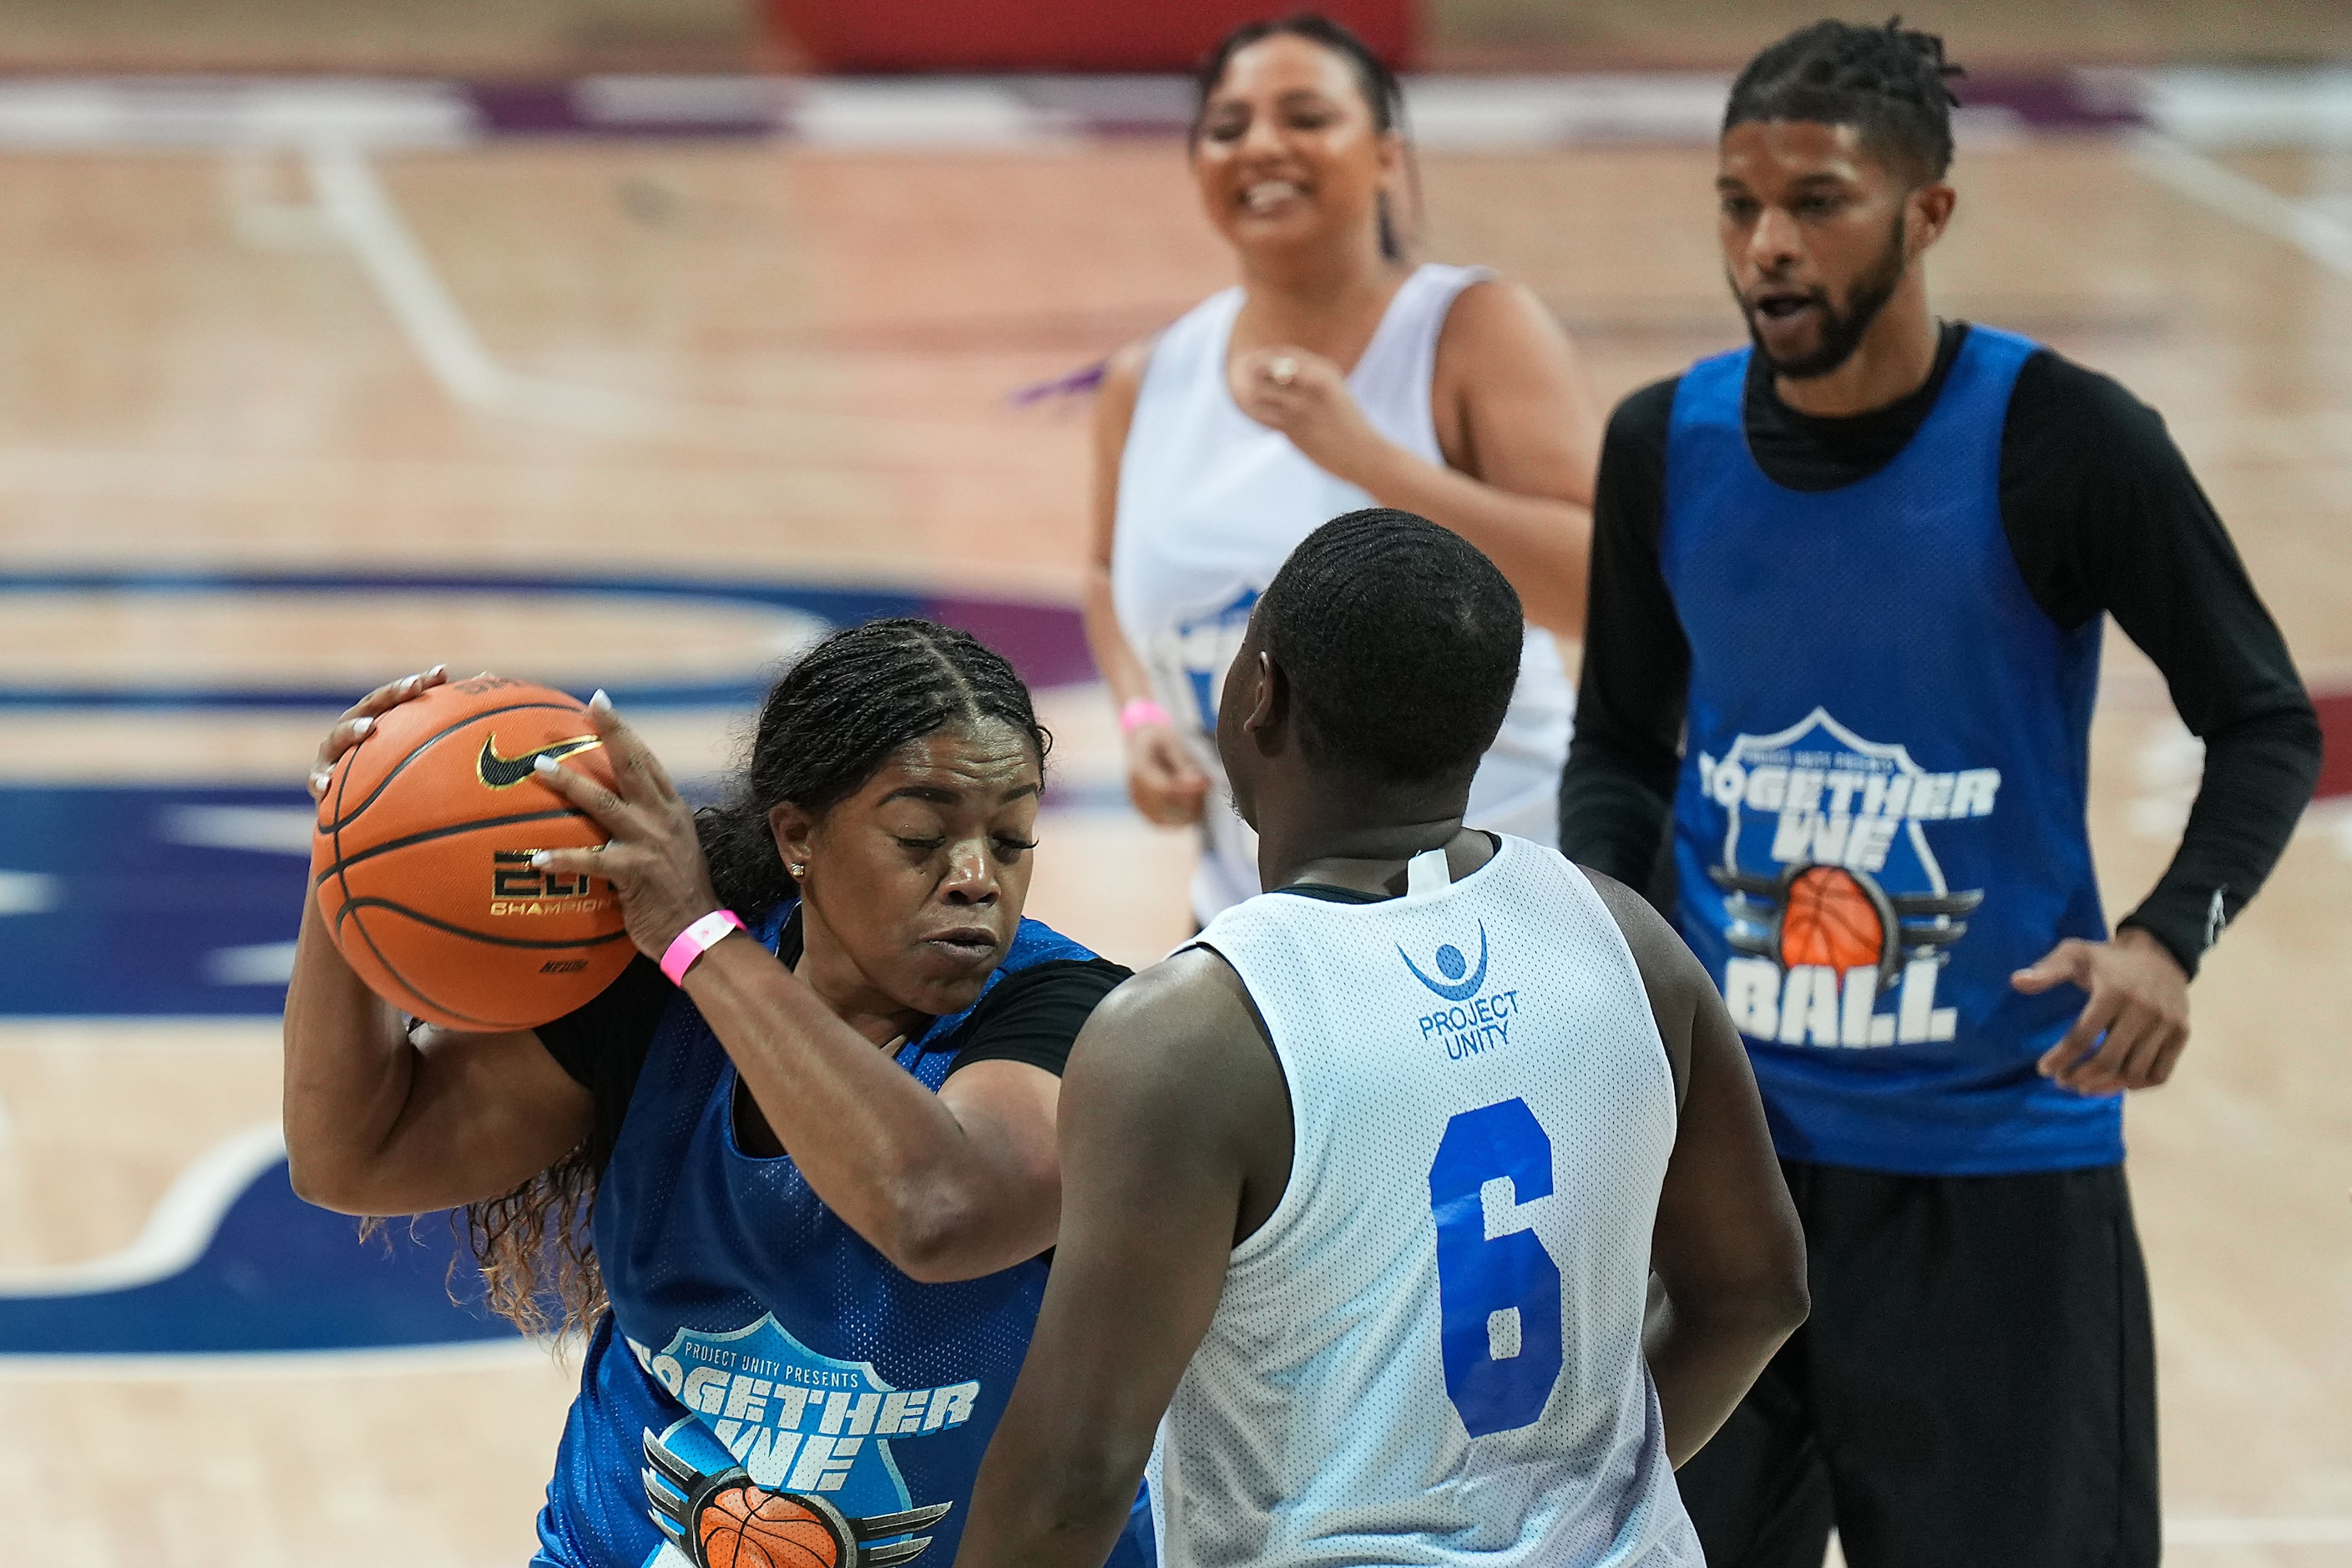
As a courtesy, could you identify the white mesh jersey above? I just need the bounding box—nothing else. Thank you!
[1148,835,1699,1568]
[1108,262,1575,925]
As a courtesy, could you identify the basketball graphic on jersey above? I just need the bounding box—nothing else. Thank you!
[643,1425,954,1568]
[1695,708,1990,1050]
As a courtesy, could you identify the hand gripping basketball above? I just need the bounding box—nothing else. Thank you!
[642,1432,953,1568]
[529,691,728,966]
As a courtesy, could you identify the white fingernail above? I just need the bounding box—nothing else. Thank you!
[590,688,613,712]
[534,755,557,773]
[427,663,446,677]
[351,716,374,735]
[529,852,550,867]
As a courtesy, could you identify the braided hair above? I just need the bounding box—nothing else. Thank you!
[697,617,1051,917]
[1191,12,1420,263]
[1724,18,1968,184]
[457,617,1047,1344]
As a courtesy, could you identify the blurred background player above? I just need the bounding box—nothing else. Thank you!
[1558,21,2322,1566]
[956,510,1809,1568]
[284,625,1151,1568]
[1085,13,1605,926]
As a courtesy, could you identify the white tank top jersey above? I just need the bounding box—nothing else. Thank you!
[1148,836,1699,1568]
[1110,263,1577,924]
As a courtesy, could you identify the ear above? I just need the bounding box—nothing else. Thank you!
[766,801,817,878]
[1239,649,1292,752]
[1906,180,1957,255]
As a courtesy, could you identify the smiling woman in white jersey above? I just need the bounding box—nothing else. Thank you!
[956,512,1808,1568]
[1086,13,1604,924]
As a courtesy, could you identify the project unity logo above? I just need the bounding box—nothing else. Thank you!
[1402,924,1522,1062]
[1400,923,1490,1003]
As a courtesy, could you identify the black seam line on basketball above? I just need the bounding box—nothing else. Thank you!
[311,807,588,889]
[319,701,583,832]
[332,897,508,1030]
[335,898,635,950]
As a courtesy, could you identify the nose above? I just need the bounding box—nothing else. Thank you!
[1748,206,1802,276]
[939,839,1000,905]
[1237,109,1287,164]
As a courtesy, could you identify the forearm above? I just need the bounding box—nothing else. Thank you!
[1353,443,1590,636]
[281,893,426,1209]
[1644,1290,1803,1467]
[1559,730,1676,886]
[1081,565,1158,708]
[955,1431,1144,1568]
[685,938,1035,1280]
[2120,700,2322,975]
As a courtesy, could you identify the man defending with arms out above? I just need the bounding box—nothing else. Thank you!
[1560,21,2321,1566]
[952,508,1810,1568]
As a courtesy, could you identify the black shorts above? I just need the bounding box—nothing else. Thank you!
[1677,1160,2157,1568]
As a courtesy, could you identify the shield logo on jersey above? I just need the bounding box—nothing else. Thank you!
[1151,587,1259,735]
[1697,707,1990,1049]
[625,1313,979,1540]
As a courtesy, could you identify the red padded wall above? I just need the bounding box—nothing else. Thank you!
[769,0,1417,73]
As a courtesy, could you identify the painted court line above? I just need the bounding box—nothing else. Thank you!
[2132,131,2352,281]
[0,1121,286,1294]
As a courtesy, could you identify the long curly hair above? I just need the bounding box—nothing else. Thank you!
[441,619,1049,1343]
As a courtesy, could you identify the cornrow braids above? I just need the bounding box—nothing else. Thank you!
[695,617,1050,918]
[1191,11,1422,263]
[453,616,1046,1344]
[1724,17,1968,184]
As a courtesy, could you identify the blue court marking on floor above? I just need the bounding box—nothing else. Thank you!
[0,569,1096,709]
[0,1130,518,1356]
[0,784,314,1014]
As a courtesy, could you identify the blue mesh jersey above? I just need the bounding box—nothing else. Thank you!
[1662,326,2119,1176]
[533,907,1156,1568]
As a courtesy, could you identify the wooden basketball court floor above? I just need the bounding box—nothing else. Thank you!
[0,115,2345,1565]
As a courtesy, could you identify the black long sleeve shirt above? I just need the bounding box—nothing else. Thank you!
[1559,322,2321,979]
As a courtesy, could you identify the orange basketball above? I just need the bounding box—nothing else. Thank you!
[309,674,635,1031]
[1778,866,1884,974]
[698,1488,842,1568]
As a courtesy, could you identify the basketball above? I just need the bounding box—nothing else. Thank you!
[697,1487,842,1568]
[309,674,635,1031]
[1778,865,1884,974]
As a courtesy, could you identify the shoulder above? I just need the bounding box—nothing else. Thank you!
[1611,376,1682,443]
[938,923,1131,1080]
[1599,376,1683,478]
[2006,342,2173,458]
[1434,271,1576,372]
[1073,948,1269,1091]
[1094,334,1157,433]
[1574,862,1708,1090]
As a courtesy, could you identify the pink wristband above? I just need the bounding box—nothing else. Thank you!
[1119,698,1171,735]
[660,909,745,986]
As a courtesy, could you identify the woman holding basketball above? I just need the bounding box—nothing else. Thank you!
[283,622,1151,1568]
[1090,13,1604,924]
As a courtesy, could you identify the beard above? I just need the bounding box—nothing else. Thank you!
[1737,214,1909,381]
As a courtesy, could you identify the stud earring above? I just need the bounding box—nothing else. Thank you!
[787,862,806,879]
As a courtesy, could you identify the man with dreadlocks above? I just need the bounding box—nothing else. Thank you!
[1557,18,2319,1566]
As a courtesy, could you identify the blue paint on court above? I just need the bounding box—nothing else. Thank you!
[0,784,311,1015]
[0,1160,518,1356]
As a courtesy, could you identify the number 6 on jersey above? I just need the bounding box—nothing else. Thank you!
[1429,1097,1565,1436]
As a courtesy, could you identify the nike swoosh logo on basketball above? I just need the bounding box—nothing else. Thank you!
[477,734,603,789]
